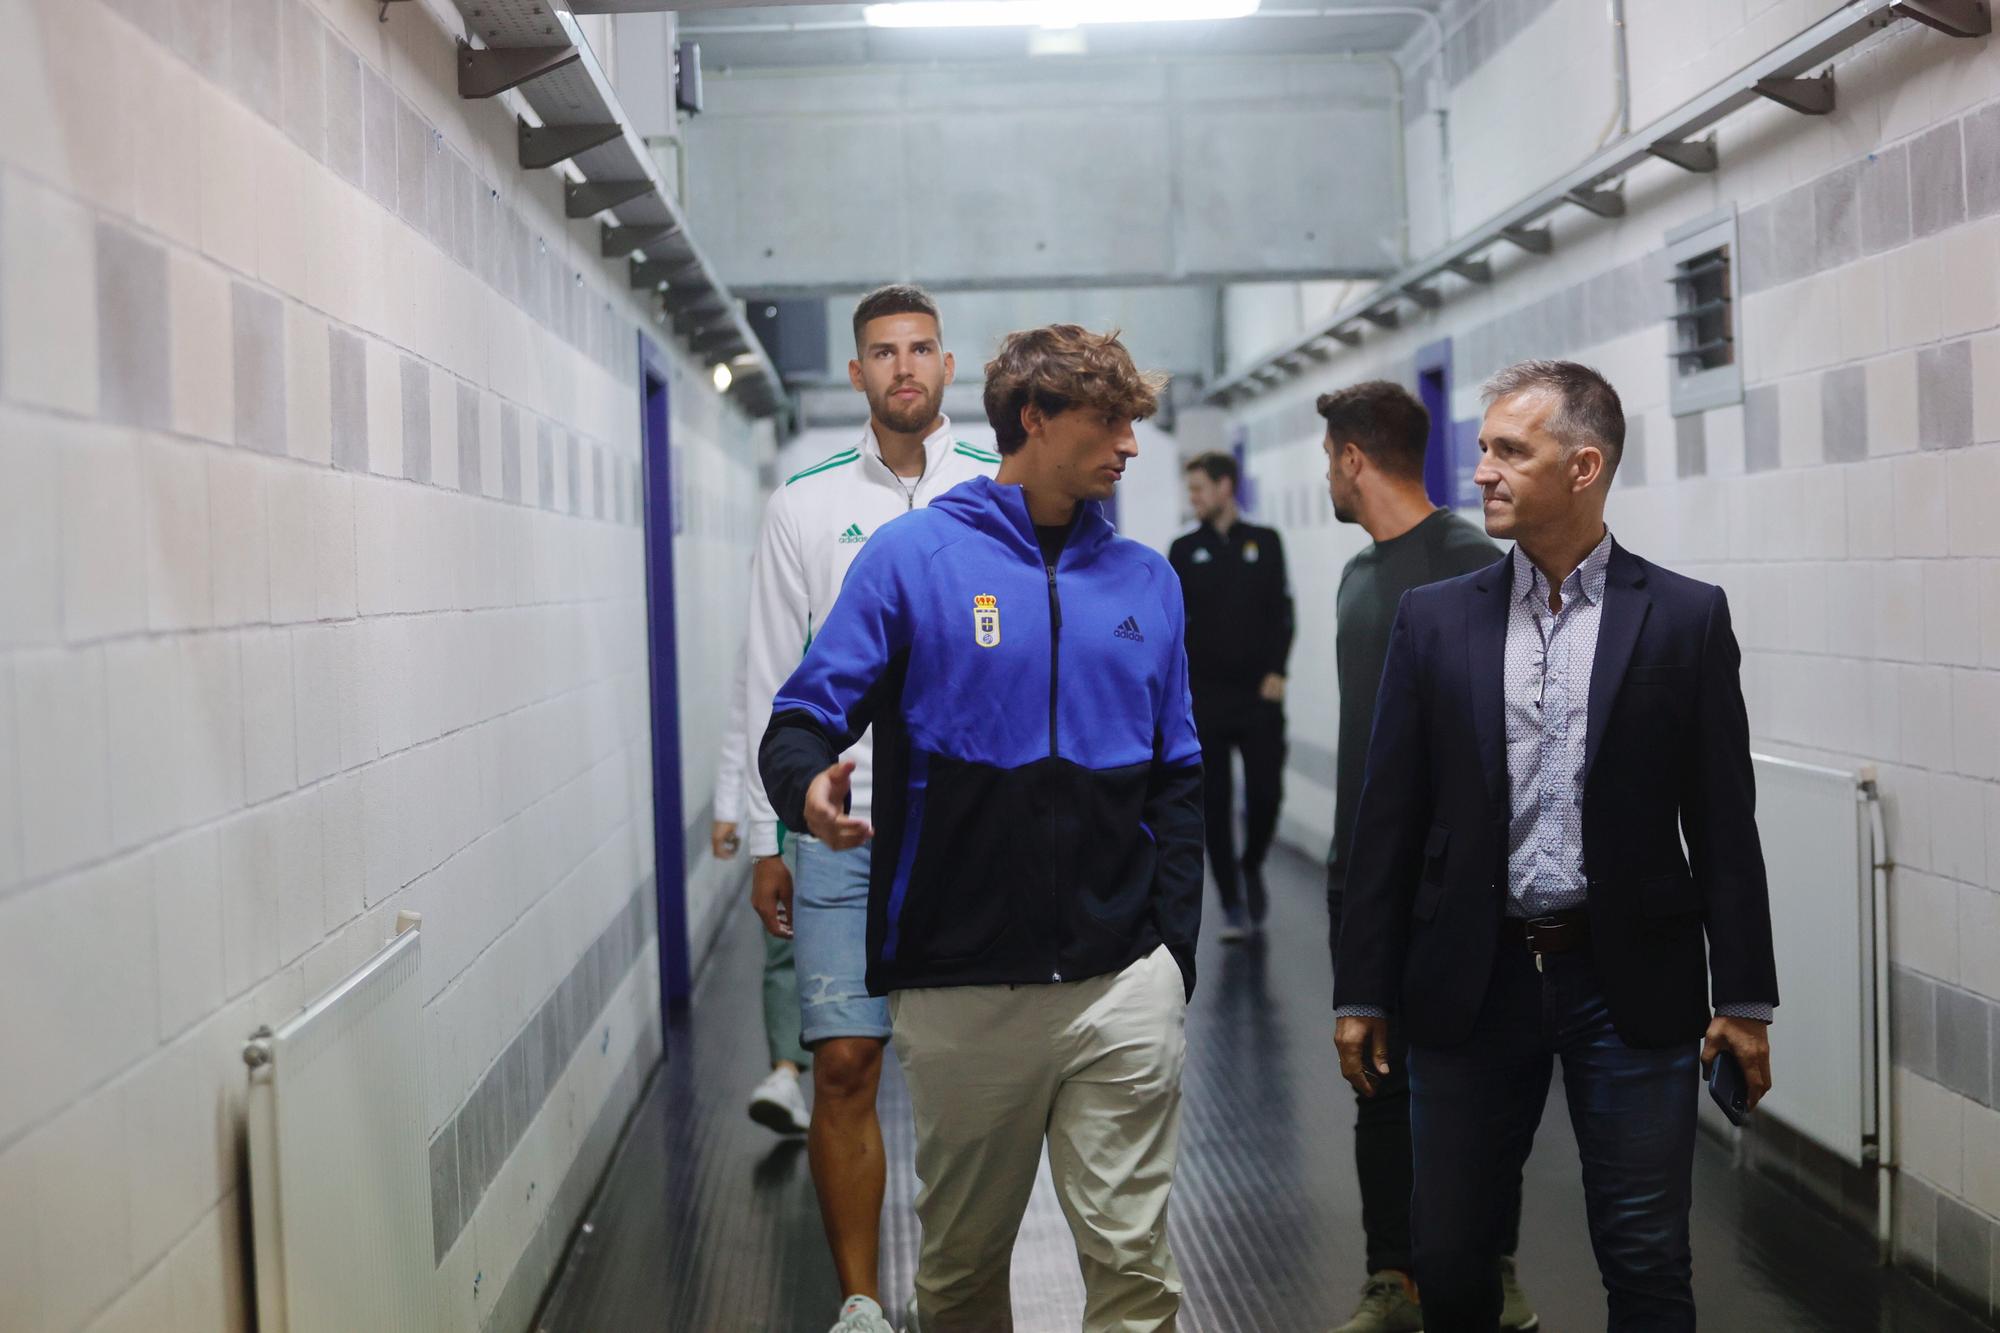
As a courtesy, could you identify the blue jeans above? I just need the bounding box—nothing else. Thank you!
[1408,942,1699,1332]
[792,839,892,1045]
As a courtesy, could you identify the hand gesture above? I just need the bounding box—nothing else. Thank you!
[804,760,874,850]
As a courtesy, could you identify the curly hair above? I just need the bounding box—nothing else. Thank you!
[982,325,1170,455]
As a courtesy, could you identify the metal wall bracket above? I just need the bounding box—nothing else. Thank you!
[1565,184,1627,218]
[1361,307,1401,329]
[565,178,652,219]
[1648,135,1719,173]
[631,258,698,290]
[601,224,681,258]
[458,40,578,99]
[1190,0,1983,407]
[1402,283,1442,309]
[519,119,622,170]
[1446,257,1493,283]
[1755,71,1836,115]
[1892,0,1991,36]
[1325,327,1363,347]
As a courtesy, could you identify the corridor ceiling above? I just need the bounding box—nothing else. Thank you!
[670,3,1447,69]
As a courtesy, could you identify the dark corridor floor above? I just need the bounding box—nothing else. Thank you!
[537,845,1987,1332]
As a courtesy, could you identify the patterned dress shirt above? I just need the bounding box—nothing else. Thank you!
[1336,532,1771,1025]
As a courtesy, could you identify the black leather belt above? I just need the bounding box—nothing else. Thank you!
[1502,909,1591,967]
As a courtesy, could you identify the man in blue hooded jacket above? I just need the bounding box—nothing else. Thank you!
[761,325,1204,1333]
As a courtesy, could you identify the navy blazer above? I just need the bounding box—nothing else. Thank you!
[1331,540,1779,1049]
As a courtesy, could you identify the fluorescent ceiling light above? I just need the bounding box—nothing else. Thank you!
[864,1,1260,30]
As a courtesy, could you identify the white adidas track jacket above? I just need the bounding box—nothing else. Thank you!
[741,419,1000,858]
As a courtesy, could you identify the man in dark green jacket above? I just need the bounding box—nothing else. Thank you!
[1319,381,1538,1333]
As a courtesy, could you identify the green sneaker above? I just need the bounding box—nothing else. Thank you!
[1500,1255,1540,1330]
[1330,1271,1423,1333]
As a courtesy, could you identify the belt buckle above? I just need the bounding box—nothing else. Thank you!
[1526,914,1565,972]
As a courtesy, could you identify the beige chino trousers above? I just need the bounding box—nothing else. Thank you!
[889,945,1189,1333]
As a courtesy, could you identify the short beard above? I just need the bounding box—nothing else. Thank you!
[873,390,937,435]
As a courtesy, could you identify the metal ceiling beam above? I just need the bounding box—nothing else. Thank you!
[1206,0,1990,407]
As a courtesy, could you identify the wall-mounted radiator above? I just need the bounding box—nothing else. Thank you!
[1749,754,1893,1252]
[245,921,437,1333]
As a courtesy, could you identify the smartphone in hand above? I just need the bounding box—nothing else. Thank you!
[1706,1048,1750,1126]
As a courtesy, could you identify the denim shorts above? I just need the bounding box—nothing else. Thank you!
[793,838,892,1045]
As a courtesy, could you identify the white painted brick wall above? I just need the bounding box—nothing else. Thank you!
[1228,8,2000,1304]
[0,3,766,1329]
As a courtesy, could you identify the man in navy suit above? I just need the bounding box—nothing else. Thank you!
[1332,361,1778,1332]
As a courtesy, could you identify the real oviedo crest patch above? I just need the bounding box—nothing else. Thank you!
[973,594,1001,649]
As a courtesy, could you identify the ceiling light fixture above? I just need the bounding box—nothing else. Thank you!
[712,362,734,392]
[863,0,1260,30]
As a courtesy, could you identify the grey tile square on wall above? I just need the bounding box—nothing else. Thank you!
[1822,365,1868,464]
[1909,121,1967,240]
[399,356,430,483]
[1768,184,1817,288]
[1858,145,1912,256]
[232,282,287,454]
[1743,385,1780,474]
[96,224,171,431]
[329,326,368,471]
[501,405,522,502]
[1935,985,1992,1106]
[429,1121,460,1264]
[1966,102,2000,220]
[362,63,398,211]
[1935,1196,1993,1312]
[230,0,282,123]
[176,0,230,84]
[279,0,324,161]
[395,97,429,235]
[453,1078,488,1225]
[323,38,364,187]
[537,421,555,510]
[1918,340,1973,451]
[1812,162,1861,272]
[457,381,482,495]
[1893,967,1939,1082]
[1676,411,1707,479]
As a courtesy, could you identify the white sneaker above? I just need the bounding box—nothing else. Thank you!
[747,1067,809,1135]
[829,1294,896,1332]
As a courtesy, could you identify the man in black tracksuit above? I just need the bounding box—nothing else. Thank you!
[1168,451,1293,939]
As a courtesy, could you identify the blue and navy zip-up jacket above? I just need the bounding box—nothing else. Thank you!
[759,474,1206,998]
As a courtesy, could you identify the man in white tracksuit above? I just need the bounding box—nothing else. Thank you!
[742,284,997,1333]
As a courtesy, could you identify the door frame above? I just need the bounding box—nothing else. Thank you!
[638,332,693,1012]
